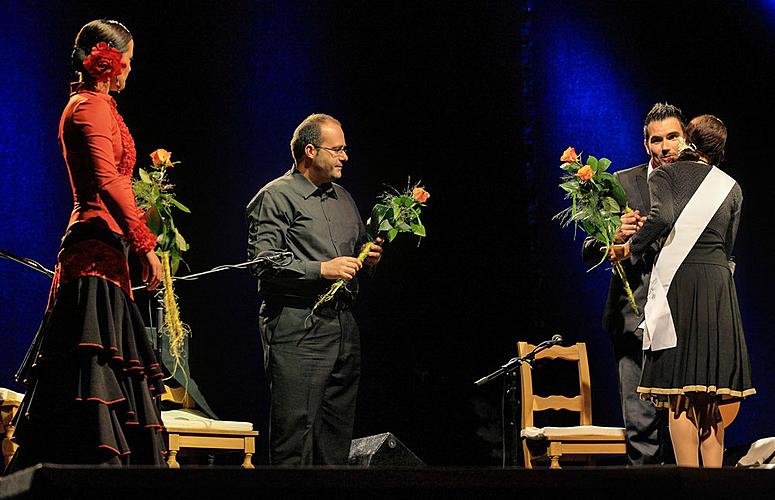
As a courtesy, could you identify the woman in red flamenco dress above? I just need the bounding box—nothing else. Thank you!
[6,19,167,472]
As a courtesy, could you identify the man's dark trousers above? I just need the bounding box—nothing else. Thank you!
[259,303,360,465]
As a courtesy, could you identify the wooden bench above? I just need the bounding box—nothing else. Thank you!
[162,409,259,469]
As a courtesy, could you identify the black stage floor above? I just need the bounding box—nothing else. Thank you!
[2,465,774,499]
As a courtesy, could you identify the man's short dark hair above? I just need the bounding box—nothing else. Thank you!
[290,114,341,165]
[643,103,685,139]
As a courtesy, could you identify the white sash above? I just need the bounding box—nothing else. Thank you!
[641,166,736,351]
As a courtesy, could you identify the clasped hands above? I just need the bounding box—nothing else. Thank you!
[320,237,384,280]
[607,210,646,262]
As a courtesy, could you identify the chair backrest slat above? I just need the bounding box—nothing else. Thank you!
[533,395,583,412]
[517,342,593,428]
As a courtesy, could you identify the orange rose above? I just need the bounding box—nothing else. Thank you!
[576,165,594,182]
[560,147,578,163]
[412,187,430,203]
[150,148,172,166]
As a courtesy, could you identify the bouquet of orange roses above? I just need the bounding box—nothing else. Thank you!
[553,147,639,314]
[313,180,430,312]
[133,148,191,373]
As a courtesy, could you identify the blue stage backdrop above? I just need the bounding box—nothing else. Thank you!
[0,2,73,384]
[525,0,650,430]
[1,1,773,465]
[525,0,775,450]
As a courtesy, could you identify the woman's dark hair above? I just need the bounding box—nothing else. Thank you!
[71,19,132,80]
[681,115,727,166]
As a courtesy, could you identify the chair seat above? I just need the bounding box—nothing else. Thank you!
[1,388,24,468]
[0,388,24,405]
[737,437,775,467]
[521,425,626,440]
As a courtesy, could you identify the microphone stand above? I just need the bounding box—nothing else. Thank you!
[3,247,291,412]
[130,253,294,292]
[0,248,55,278]
[474,335,563,467]
[154,300,164,413]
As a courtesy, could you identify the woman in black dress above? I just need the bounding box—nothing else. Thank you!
[611,115,755,467]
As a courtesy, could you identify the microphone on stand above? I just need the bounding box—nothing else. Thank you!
[536,334,563,348]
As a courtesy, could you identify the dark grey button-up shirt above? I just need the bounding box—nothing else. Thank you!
[246,167,367,302]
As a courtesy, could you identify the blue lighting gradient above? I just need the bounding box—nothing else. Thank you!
[0,4,70,386]
[529,3,648,426]
[530,1,775,445]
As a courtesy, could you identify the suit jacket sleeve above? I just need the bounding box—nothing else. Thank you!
[629,167,674,259]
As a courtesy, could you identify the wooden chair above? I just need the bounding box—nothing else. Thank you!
[518,342,626,469]
[0,388,23,468]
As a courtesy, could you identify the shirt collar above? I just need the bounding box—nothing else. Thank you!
[648,158,656,178]
[289,167,338,199]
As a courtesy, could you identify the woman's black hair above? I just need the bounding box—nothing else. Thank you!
[71,19,132,79]
[684,115,727,166]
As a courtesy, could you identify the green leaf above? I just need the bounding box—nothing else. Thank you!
[599,157,612,171]
[602,196,621,214]
[175,230,188,252]
[379,219,393,232]
[145,206,162,234]
[138,168,152,184]
[387,228,399,242]
[587,155,599,171]
[169,197,191,213]
[596,171,615,183]
[559,181,578,193]
[411,223,426,237]
[169,255,178,275]
[608,180,628,211]
[368,204,389,228]
[156,232,168,250]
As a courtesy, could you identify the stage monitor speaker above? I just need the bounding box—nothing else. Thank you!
[348,432,424,466]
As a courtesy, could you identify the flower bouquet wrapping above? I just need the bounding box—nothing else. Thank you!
[312,180,430,312]
[553,147,639,315]
[133,148,191,373]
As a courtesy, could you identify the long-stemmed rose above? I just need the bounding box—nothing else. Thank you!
[133,149,191,374]
[312,180,430,312]
[553,147,639,315]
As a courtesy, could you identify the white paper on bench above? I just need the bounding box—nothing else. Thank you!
[162,409,253,432]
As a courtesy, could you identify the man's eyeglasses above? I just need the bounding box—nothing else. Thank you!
[315,145,348,156]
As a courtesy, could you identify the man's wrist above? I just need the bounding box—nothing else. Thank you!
[305,260,322,280]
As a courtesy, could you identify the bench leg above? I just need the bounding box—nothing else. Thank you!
[549,442,562,469]
[167,450,180,469]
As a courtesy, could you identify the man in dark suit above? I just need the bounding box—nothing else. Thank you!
[583,102,685,464]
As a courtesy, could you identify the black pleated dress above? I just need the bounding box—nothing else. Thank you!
[6,224,166,472]
[630,161,755,406]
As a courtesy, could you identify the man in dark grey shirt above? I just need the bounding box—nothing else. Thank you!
[246,113,382,465]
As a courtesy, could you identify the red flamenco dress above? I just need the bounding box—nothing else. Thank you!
[6,85,166,471]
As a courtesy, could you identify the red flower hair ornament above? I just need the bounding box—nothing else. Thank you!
[82,42,125,82]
